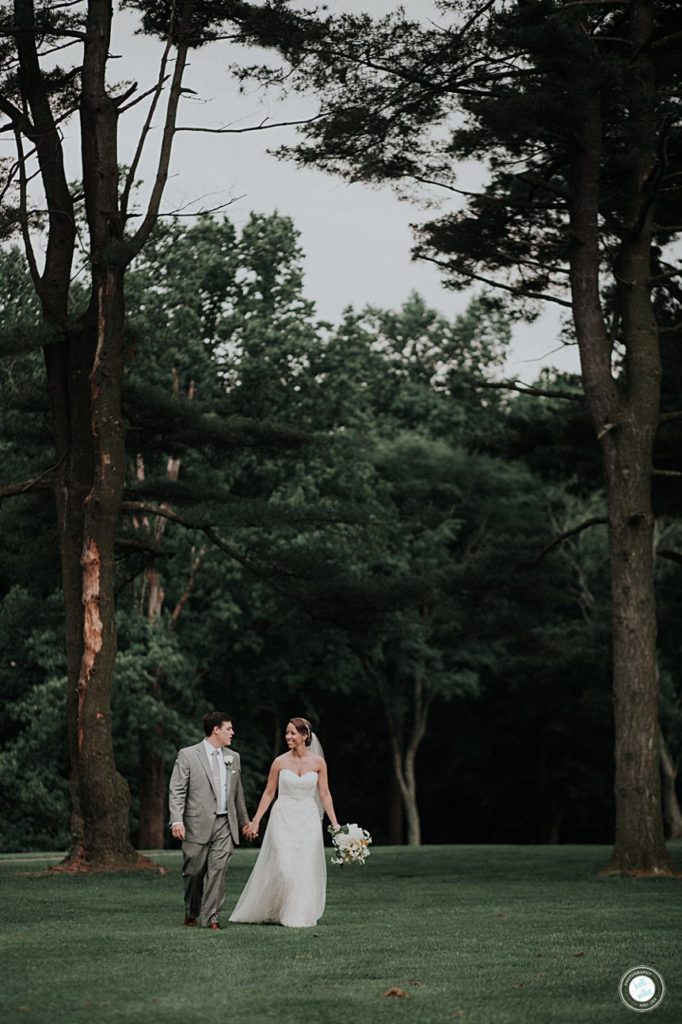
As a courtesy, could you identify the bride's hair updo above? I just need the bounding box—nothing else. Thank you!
[288,717,313,746]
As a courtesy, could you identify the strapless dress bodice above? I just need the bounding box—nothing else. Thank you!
[278,768,319,803]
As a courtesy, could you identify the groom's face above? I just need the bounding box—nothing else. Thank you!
[214,720,234,747]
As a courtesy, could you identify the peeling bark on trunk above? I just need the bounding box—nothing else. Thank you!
[9,0,195,869]
[69,269,137,867]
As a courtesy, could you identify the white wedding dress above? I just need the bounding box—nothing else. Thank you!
[229,769,326,928]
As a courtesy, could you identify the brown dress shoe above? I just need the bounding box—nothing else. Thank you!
[208,922,221,930]
[183,915,197,927]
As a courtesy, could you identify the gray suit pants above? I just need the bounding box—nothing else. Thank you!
[182,816,235,926]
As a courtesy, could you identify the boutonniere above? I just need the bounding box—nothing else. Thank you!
[224,755,236,772]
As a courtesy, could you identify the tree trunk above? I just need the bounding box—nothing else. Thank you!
[379,673,433,847]
[64,271,137,868]
[387,768,404,844]
[386,732,421,846]
[403,746,421,846]
[568,2,673,874]
[55,1,134,867]
[138,729,167,850]
[602,430,671,873]
[660,730,682,840]
[10,0,193,869]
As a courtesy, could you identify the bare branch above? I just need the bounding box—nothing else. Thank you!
[175,113,327,135]
[652,469,682,478]
[0,472,54,500]
[659,410,682,424]
[120,500,296,601]
[128,1,196,257]
[411,175,486,197]
[528,516,608,565]
[14,120,41,289]
[475,379,584,402]
[170,546,207,625]
[649,267,681,284]
[651,30,682,50]
[460,0,498,36]
[0,94,33,133]
[657,548,682,567]
[120,37,174,220]
[561,1,632,7]
[115,537,169,556]
[118,78,168,116]
[113,81,139,109]
[158,198,245,218]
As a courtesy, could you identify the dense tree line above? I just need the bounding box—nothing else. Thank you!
[2,212,680,854]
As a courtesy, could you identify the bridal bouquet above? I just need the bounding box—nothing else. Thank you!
[328,823,372,865]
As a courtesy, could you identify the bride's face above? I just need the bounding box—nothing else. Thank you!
[285,723,305,750]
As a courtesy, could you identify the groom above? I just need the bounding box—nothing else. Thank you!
[169,711,250,929]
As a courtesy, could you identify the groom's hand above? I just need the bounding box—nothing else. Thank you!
[171,823,186,841]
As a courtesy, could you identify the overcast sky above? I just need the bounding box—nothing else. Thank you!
[68,2,579,377]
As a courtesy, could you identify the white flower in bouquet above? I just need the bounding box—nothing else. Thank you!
[328,823,372,865]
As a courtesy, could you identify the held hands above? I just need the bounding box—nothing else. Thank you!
[242,821,259,840]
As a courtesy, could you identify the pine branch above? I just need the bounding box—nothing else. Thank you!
[115,537,170,557]
[513,171,570,200]
[122,381,311,451]
[0,322,66,355]
[124,480,370,527]
[419,255,574,308]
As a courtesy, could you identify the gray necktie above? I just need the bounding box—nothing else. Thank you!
[211,750,224,811]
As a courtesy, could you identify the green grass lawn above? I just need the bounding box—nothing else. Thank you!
[2,844,680,1024]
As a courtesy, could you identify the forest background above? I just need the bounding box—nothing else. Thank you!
[3,211,681,853]
[0,0,681,866]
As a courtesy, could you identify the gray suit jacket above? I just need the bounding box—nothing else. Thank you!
[168,742,249,845]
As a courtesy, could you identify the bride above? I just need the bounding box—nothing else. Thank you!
[229,717,340,928]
